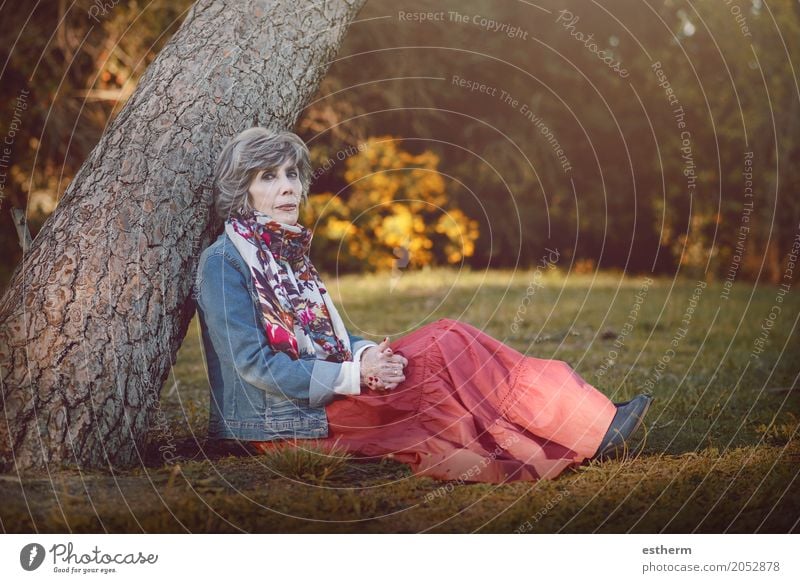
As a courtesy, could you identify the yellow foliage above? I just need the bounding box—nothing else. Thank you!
[673,213,717,269]
[307,136,480,271]
[573,258,596,274]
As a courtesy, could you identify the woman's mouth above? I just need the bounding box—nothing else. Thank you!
[276,204,296,211]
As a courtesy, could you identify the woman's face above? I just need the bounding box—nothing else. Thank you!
[247,158,302,225]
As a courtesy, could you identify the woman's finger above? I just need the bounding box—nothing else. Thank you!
[381,362,405,375]
[382,353,405,366]
[381,373,405,385]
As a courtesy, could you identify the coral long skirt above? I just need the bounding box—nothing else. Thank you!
[255,318,617,483]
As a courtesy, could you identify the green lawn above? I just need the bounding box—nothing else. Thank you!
[2,269,798,532]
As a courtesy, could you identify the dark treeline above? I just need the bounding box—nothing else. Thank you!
[1,0,798,286]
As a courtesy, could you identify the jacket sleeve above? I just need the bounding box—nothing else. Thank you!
[197,251,346,408]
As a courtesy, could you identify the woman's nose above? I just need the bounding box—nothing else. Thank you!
[279,174,295,195]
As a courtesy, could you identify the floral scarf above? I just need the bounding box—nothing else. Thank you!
[224,208,352,362]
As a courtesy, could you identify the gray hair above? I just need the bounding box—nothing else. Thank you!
[212,127,312,221]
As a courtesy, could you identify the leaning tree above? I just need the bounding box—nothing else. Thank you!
[0,0,367,473]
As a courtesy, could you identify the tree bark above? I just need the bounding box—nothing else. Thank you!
[0,0,367,473]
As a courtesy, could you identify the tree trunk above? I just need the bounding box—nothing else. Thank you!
[0,0,367,473]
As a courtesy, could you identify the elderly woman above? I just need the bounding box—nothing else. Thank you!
[194,127,653,483]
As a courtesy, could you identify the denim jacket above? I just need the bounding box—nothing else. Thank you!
[194,230,375,441]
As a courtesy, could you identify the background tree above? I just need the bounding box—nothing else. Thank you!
[3,0,798,284]
[0,0,367,472]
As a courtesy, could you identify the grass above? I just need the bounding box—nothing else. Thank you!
[1,268,798,533]
[250,438,354,485]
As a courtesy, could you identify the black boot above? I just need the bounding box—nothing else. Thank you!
[591,394,653,461]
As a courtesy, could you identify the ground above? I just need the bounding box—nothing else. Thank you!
[1,269,798,533]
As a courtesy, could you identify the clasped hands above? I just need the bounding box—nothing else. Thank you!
[359,337,408,392]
